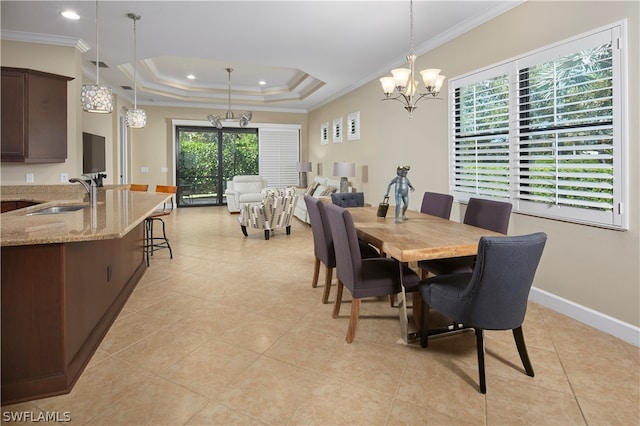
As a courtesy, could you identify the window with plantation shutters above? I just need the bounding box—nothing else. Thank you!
[452,70,511,199]
[258,126,300,188]
[449,23,626,229]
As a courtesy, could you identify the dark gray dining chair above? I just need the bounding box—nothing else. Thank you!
[418,197,512,277]
[304,195,379,304]
[331,192,365,207]
[420,192,454,219]
[419,232,547,393]
[325,203,420,343]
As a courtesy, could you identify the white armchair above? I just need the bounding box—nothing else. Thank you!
[225,175,268,213]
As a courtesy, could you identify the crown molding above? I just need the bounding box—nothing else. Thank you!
[0,30,90,53]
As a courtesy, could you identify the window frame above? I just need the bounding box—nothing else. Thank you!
[448,21,627,230]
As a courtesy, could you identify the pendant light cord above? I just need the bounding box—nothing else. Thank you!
[95,0,100,85]
[133,16,137,108]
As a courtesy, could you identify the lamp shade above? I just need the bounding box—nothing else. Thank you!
[297,161,312,172]
[333,162,356,177]
[126,108,147,128]
[81,84,113,113]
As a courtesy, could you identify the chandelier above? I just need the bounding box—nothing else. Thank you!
[125,13,146,128]
[379,0,445,117]
[208,68,253,129]
[80,0,113,113]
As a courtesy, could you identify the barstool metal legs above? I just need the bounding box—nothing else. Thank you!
[144,217,173,266]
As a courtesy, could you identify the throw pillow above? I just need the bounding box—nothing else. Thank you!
[319,186,337,196]
[305,182,319,196]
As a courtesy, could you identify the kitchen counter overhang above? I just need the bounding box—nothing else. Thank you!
[1,185,172,246]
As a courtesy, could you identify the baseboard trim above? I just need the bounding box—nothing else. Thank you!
[530,287,640,347]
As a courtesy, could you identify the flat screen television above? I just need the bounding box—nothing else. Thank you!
[82,132,106,174]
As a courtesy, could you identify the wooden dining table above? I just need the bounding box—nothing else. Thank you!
[348,206,503,342]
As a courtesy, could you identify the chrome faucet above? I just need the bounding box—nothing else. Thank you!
[69,175,97,207]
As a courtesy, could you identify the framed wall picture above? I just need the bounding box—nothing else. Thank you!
[320,122,329,145]
[332,117,343,143]
[347,111,360,140]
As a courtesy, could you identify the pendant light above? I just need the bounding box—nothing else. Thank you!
[207,68,252,129]
[379,0,445,117]
[125,13,146,128]
[80,0,113,113]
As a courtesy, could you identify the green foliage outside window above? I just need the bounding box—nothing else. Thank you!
[177,129,258,201]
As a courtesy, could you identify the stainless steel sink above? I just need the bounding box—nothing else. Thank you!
[25,205,86,215]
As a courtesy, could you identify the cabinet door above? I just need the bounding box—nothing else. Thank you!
[1,67,71,163]
[27,72,68,162]
[0,71,27,161]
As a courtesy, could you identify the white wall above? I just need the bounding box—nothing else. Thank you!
[307,1,640,336]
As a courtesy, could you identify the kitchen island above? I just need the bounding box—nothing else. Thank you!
[0,185,172,404]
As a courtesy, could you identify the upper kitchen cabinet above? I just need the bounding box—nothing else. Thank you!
[1,67,74,163]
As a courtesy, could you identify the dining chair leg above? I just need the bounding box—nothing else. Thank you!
[321,266,333,304]
[332,280,344,319]
[388,294,395,307]
[312,258,320,288]
[475,329,487,394]
[346,298,361,343]
[513,326,535,377]
[412,291,422,331]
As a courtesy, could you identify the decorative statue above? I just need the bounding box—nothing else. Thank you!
[385,166,414,224]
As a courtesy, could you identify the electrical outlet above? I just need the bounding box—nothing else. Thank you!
[60,173,69,183]
[161,167,168,173]
[26,173,34,183]
[141,167,149,173]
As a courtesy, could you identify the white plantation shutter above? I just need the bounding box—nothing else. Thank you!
[258,127,300,188]
[449,24,625,229]
[515,28,619,226]
[451,68,511,200]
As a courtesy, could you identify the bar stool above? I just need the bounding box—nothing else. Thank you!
[129,184,149,192]
[145,185,177,265]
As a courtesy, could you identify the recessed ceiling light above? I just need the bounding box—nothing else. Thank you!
[61,10,80,20]
[259,80,266,86]
[187,74,196,80]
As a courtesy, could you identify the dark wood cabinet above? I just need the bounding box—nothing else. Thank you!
[1,200,41,213]
[1,67,73,163]
[1,224,146,404]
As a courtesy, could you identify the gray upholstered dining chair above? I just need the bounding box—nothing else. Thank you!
[418,197,512,277]
[419,232,547,393]
[325,203,420,343]
[330,192,365,207]
[420,192,454,219]
[304,195,379,304]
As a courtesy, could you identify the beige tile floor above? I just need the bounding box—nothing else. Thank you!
[3,206,639,425]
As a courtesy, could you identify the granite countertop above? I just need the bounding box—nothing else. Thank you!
[1,185,172,247]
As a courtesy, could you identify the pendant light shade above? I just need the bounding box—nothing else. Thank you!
[81,0,113,113]
[126,13,146,128]
[125,108,147,128]
[81,84,113,113]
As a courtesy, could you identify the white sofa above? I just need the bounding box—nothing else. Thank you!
[293,176,346,223]
[225,175,268,213]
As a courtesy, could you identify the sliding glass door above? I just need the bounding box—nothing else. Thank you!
[176,126,258,207]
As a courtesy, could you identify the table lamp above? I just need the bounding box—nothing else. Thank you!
[333,161,355,193]
[297,161,312,187]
